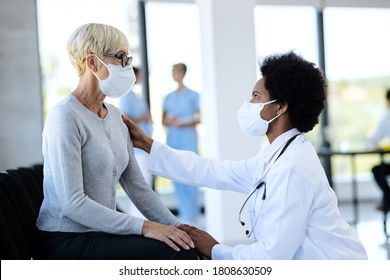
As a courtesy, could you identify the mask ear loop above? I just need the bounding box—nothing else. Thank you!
[263,99,281,124]
[263,99,277,105]
[91,69,102,82]
[267,112,281,124]
[91,55,109,82]
[94,55,108,67]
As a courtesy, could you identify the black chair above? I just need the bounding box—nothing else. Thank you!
[0,181,37,259]
[6,167,43,214]
[0,165,44,260]
[31,164,44,188]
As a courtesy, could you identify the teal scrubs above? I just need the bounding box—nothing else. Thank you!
[119,91,152,137]
[163,87,201,223]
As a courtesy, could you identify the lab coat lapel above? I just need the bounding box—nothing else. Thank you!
[253,128,300,187]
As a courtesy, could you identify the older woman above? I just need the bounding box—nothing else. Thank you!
[123,51,367,260]
[35,23,196,260]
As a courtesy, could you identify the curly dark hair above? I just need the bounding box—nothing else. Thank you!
[260,51,326,133]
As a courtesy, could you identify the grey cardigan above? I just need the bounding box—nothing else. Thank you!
[36,94,178,235]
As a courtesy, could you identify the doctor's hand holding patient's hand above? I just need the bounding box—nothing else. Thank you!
[178,224,219,260]
[142,221,195,252]
[122,115,153,153]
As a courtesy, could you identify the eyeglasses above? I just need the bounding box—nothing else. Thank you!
[103,53,132,68]
[238,181,266,238]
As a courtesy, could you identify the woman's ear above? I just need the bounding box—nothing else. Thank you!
[85,54,97,72]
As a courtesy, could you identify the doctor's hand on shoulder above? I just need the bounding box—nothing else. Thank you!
[123,115,153,152]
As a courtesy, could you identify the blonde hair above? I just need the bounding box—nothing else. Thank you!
[66,23,129,75]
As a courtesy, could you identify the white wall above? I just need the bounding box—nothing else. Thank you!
[0,0,43,170]
[196,0,260,245]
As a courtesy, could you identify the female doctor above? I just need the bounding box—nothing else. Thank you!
[123,51,367,260]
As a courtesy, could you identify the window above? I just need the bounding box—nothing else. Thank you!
[37,0,134,118]
[145,2,203,192]
[324,7,390,176]
[254,5,320,147]
[146,2,203,143]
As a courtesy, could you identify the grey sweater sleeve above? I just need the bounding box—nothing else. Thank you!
[119,139,179,226]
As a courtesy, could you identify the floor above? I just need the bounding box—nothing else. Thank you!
[338,201,389,260]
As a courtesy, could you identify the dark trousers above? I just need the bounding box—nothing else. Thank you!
[372,163,390,211]
[35,230,198,260]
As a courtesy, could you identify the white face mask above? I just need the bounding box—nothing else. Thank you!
[93,55,135,98]
[237,100,280,137]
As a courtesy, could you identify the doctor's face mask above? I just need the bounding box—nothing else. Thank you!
[237,100,280,137]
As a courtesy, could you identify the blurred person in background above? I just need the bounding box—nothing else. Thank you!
[366,89,390,212]
[162,63,201,225]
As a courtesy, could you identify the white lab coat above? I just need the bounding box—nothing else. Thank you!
[148,128,367,260]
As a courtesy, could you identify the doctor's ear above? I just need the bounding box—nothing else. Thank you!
[277,103,288,115]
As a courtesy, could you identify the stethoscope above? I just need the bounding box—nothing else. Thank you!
[238,134,300,238]
[238,181,266,238]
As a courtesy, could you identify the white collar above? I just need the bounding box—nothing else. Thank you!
[263,128,301,167]
[254,128,301,184]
